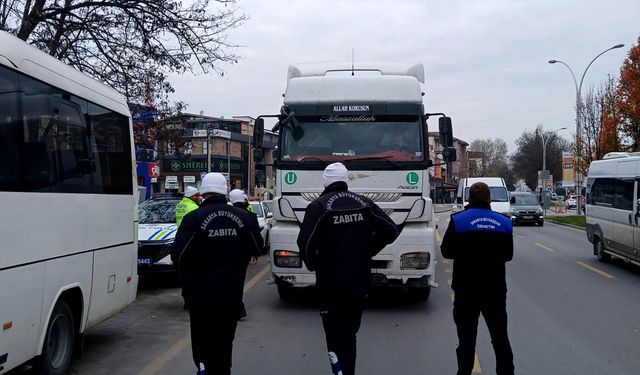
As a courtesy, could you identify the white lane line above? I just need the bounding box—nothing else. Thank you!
[534,242,555,252]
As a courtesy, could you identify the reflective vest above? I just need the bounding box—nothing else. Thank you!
[176,197,199,227]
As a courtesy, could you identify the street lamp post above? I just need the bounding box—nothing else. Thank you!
[537,126,567,216]
[548,43,624,214]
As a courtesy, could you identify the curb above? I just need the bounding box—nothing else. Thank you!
[547,220,585,231]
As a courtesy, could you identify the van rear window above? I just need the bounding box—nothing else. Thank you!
[464,187,509,202]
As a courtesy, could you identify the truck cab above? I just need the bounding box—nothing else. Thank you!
[257,62,455,301]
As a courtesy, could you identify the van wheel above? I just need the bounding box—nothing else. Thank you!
[277,284,294,300]
[36,300,75,375]
[594,237,610,263]
[538,220,544,227]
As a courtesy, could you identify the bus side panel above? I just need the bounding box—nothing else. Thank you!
[37,254,92,353]
[0,264,45,373]
[86,243,136,328]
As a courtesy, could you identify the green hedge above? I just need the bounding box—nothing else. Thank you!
[549,216,586,228]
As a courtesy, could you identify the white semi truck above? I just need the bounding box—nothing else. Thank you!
[253,62,456,301]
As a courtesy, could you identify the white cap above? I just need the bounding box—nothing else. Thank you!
[199,173,228,195]
[243,194,249,201]
[184,186,199,198]
[229,189,245,204]
[322,162,348,187]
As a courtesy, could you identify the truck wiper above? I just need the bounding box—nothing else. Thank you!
[297,156,329,165]
[344,156,402,168]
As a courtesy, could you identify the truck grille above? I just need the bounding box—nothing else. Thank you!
[301,192,402,202]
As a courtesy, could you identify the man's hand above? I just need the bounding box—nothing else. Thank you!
[250,256,260,264]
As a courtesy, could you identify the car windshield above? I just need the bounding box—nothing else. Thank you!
[513,195,539,205]
[464,186,509,202]
[250,203,264,217]
[280,115,424,162]
[139,200,179,224]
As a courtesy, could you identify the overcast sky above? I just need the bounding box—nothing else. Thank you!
[169,0,640,151]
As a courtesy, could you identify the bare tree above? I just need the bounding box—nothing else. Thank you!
[468,138,509,177]
[1,0,245,104]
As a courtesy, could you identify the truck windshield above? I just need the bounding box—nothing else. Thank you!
[280,115,424,163]
[464,187,509,202]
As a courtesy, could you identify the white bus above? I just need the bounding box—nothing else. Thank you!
[0,31,138,374]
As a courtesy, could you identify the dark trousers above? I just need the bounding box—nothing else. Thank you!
[320,293,367,375]
[189,304,239,375]
[453,292,514,375]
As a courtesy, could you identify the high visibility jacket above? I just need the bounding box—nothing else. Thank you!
[175,197,199,227]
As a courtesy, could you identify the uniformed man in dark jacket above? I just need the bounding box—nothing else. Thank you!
[440,182,515,375]
[171,172,262,375]
[297,162,399,375]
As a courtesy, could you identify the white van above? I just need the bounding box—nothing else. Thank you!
[586,152,640,265]
[455,177,511,217]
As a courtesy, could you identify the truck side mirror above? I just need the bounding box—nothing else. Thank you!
[442,147,456,162]
[456,196,462,204]
[253,118,265,148]
[510,197,516,204]
[439,117,454,147]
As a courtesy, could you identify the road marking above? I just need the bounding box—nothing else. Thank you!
[435,229,442,243]
[515,234,523,239]
[447,278,452,286]
[444,268,452,273]
[244,264,271,293]
[534,242,554,252]
[138,264,270,375]
[138,336,190,375]
[450,292,455,303]
[473,354,482,372]
[576,261,615,279]
[442,259,449,264]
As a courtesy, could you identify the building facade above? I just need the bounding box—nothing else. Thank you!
[428,132,469,203]
[133,111,277,197]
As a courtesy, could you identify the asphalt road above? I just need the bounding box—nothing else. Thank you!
[10,213,640,374]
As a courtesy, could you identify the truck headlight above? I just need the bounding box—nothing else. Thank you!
[400,252,430,270]
[273,250,302,268]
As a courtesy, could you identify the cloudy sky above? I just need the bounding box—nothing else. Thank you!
[169,0,640,151]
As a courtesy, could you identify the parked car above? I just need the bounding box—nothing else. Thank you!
[510,192,544,226]
[137,195,181,273]
[565,195,577,209]
[249,201,271,254]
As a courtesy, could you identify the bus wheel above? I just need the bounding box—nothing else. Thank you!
[37,300,75,375]
[408,286,431,302]
[594,237,610,263]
